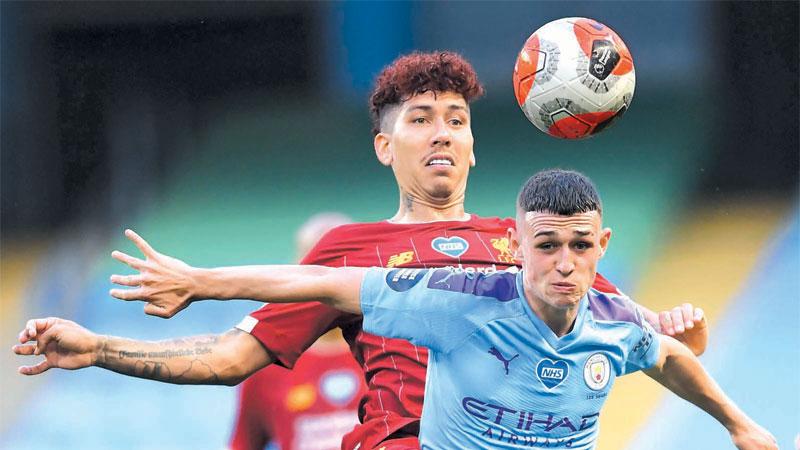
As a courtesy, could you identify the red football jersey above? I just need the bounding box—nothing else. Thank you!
[228,344,368,450]
[235,215,620,450]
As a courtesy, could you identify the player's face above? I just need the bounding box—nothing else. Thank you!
[374,91,475,202]
[511,210,611,311]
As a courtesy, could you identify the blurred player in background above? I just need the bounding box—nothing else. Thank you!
[14,52,707,450]
[228,213,367,450]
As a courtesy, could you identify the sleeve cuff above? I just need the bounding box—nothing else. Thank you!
[359,268,384,335]
[235,315,258,334]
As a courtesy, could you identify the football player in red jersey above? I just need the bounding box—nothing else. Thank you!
[229,336,366,450]
[228,212,368,450]
[14,52,707,450]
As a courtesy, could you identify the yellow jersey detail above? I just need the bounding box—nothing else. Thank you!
[387,251,415,268]
[490,238,516,264]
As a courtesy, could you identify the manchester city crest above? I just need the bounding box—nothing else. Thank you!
[583,353,610,391]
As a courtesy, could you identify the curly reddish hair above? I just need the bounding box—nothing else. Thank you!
[369,51,485,135]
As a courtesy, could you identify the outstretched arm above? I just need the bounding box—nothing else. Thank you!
[112,230,707,357]
[644,336,776,450]
[13,318,271,385]
[110,230,365,318]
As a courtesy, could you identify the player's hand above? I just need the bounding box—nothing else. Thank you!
[658,303,708,356]
[12,317,101,375]
[730,420,778,450]
[110,229,196,318]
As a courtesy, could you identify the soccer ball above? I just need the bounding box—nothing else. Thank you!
[513,17,635,139]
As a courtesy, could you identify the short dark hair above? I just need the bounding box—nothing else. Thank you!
[369,51,485,135]
[517,169,603,216]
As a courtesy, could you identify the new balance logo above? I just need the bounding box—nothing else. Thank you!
[488,347,519,375]
[387,251,414,268]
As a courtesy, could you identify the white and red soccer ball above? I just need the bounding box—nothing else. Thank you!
[513,17,635,139]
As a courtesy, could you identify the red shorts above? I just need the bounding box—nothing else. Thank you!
[372,437,420,450]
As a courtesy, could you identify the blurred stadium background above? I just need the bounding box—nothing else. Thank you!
[1,2,797,449]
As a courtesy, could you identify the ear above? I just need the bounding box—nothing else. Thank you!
[469,149,476,167]
[598,227,612,258]
[374,133,393,167]
[507,227,522,262]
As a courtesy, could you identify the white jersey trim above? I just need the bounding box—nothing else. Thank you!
[235,315,258,334]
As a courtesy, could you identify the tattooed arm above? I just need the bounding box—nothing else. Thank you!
[13,317,271,385]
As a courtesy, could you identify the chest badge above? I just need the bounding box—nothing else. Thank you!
[583,353,611,390]
[490,237,517,264]
[536,359,569,389]
[431,236,469,258]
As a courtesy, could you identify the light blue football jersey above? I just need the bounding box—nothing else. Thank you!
[360,267,660,450]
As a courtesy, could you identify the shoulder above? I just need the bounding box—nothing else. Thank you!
[425,268,520,302]
[586,289,644,327]
[317,221,386,241]
[300,221,387,265]
[467,214,516,231]
[371,267,520,302]
[591,272,622,295]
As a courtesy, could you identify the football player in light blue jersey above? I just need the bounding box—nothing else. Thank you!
[355,170,775,449]
[18,169,775,449]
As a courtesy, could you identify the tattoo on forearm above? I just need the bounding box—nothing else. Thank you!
[172,358,220,383]
[109,334,224,383]
[131,358,221,383]
[134,360,172,380]
[119,347,210,359]
[96,336,109,367]
[118,335,218,360]
[156,336,219,348]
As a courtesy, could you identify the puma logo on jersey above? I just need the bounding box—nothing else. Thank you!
[488,347,519,375]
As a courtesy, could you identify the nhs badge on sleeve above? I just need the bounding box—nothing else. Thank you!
[431,236,469,258]
[536,359,569,389]
[385,268,425,292]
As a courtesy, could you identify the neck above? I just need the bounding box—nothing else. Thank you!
[390,190,469,224]
[526,290,580,337]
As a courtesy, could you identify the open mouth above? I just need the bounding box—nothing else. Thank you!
[426,155,454,167]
